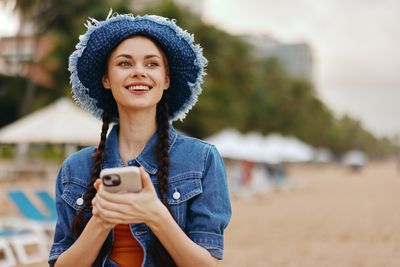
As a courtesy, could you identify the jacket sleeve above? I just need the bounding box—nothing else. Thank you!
[48,161,75,266]
[186,145,232,260]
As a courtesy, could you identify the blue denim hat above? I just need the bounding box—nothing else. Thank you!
[69,11,207,122]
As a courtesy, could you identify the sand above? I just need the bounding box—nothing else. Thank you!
[221,162,400,267]
[1,161,399,267]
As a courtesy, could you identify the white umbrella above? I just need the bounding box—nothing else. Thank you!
[0,98,102,145]
[206,129,314,164]
[205,129,245,160]
[262,134,286,163]
[262,134,314,163]
[343,150,367,166]
[238,132,266,162]
[283,137,314,162]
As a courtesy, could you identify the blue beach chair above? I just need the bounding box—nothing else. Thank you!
[7,190,57,222]
[35,190,57,220]
[6,190,57,255]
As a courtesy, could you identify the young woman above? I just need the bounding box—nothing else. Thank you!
[48,11,231,267]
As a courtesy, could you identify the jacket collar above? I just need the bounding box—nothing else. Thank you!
[102,124,177,175]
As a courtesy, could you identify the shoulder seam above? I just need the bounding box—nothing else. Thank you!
[202,143,213,178]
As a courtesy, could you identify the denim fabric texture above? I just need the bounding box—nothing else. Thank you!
[69,13,207,122]
[48,125,231,267]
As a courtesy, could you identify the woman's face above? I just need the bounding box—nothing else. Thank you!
[102,36,170,116]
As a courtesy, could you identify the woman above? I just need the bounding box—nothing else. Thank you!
[48,11,231,267]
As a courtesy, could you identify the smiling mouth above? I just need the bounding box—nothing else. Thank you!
[126,85,153,92]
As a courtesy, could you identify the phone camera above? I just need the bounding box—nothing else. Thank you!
[103,174,121,186]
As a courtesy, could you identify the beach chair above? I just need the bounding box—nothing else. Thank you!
[0,237,16,267]
[0,228,48,266]
[7,191,57,222]
[6,190,57,253]
[35,190,57,220]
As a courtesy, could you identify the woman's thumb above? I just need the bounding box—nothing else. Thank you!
[139,167,153,190]
[94,179,102,191]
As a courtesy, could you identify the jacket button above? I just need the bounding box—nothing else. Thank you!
[76,197,84,206]
[173,191,181,200]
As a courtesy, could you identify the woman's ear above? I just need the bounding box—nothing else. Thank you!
[164,76,170,91]
[102,74,111,90]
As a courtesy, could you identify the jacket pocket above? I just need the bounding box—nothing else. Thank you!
[166,172,202,227]
[61,178,89,211]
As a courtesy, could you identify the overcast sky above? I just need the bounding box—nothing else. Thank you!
[1,1,400,137]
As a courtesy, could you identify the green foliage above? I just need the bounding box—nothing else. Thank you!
[28,144,65,162]
[0,74,56,127]
[0,75,25,126]
[0,145,15,159]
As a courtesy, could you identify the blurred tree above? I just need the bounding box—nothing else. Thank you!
[0,74,49,127]
[0,74,26,126]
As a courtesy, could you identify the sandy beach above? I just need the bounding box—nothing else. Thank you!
[1,162,399,267]
[221,162,400,267]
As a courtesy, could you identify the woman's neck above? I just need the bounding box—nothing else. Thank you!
[117,108,157,164]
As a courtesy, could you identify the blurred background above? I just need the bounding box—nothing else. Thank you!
[0,0,399,266]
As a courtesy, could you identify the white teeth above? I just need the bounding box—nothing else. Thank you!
[127,85,151,91]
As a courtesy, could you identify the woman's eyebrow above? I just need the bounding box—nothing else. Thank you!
[115,54,132,59]
[144,54,161,59]
[115,54,161,59]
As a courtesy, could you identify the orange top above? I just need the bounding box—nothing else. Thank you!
[110,224,144,267]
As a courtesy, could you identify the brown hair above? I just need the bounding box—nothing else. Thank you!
[71,37,176,266]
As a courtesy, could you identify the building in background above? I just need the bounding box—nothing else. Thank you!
[244,34,313,81]
[0,35,54,87]
[0,18,54,87]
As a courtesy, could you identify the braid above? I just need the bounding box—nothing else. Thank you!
[151,95,177,267]
[156,95,170,205]
[71,93,114,267]
[71,92,112,237]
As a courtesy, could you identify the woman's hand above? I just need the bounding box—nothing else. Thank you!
[91,180,116,231]
[91,167,166,226]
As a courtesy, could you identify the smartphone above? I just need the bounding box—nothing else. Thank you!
[100,166,142,193]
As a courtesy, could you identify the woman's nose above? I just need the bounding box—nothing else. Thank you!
[130,66,147,78]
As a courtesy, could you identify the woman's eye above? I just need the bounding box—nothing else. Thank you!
[146,62,159,68]
[118,61,131,67]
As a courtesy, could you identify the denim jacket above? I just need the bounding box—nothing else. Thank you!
[49,125,231,267]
